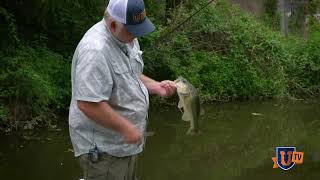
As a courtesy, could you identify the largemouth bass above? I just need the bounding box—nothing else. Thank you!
[174,77,201,135]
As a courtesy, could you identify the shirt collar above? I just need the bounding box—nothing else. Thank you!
[102,19,128,53]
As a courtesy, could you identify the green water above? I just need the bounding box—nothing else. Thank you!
[0,100,319,180]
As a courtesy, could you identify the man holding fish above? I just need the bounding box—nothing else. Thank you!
[68,0,177,179]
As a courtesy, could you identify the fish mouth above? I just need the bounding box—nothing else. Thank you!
[177,91,189,95]
[174,76,184,84]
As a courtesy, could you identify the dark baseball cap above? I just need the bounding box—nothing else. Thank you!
[107,0,155,37]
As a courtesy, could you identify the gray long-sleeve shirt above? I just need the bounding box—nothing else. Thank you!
[69,19,149,157]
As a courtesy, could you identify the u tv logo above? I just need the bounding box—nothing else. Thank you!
[272,147,304,170]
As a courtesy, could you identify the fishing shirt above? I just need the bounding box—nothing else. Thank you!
[68,19,149,157]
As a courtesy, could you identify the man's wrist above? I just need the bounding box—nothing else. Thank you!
[147,82,161,95]
[119,119,136,135]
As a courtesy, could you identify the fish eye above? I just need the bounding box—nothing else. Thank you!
[182,79,186,83]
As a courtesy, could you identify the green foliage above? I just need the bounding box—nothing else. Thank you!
[0,105,9,130]
[142,0,320,101]
[283,29,320,96]
[0,46,70,130]
[142,0,288,101]
[145,0,167,25]
[0,6,20,48]
[308,0,320,14]
[0,0,319,132]
[1,0,106,53]
[0,0,99,131]
[261,0,281,31]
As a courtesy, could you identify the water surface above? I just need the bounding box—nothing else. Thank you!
[0,100,319,180]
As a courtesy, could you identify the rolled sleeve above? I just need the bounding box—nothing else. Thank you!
[74,49,113,102]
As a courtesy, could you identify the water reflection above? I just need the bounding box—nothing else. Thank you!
[0,100,319,180]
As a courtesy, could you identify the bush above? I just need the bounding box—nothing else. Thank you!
[142,0,287,101]
[283,24,320,96]
[1,0,105,54]
[0,46,70,130]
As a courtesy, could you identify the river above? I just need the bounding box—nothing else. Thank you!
[0,100,319,180]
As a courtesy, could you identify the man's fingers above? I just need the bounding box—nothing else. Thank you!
[169,85,176,93]
[168,81,177,88]
[124,137,142,144]
[158,80,177,97]
[166,83,176,96]
[122,126,143,144]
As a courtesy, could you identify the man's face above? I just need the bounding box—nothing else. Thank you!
[109,19,135,43]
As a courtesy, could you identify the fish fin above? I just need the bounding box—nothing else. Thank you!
[178,100,183,109]
[178,108,184,114]
[182,112,191,121]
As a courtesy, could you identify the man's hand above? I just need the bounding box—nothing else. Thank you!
[157,80,177,97]
[148,80,176,97]
[121,125,143,144]
[140,75,176,97]
[77,101,143,145]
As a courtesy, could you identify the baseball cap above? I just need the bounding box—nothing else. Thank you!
[107,0,155,37]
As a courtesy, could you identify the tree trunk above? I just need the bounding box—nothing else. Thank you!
[278,0,291,37]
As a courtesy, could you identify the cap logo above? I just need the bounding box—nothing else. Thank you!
[133,9,146,23]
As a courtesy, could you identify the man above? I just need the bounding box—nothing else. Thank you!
[68,0,176,179]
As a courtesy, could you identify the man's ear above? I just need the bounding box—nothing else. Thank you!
[109,21,116,33]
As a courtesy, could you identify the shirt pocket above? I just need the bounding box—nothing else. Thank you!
[110,58,129,75]
[131,53,144,75]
